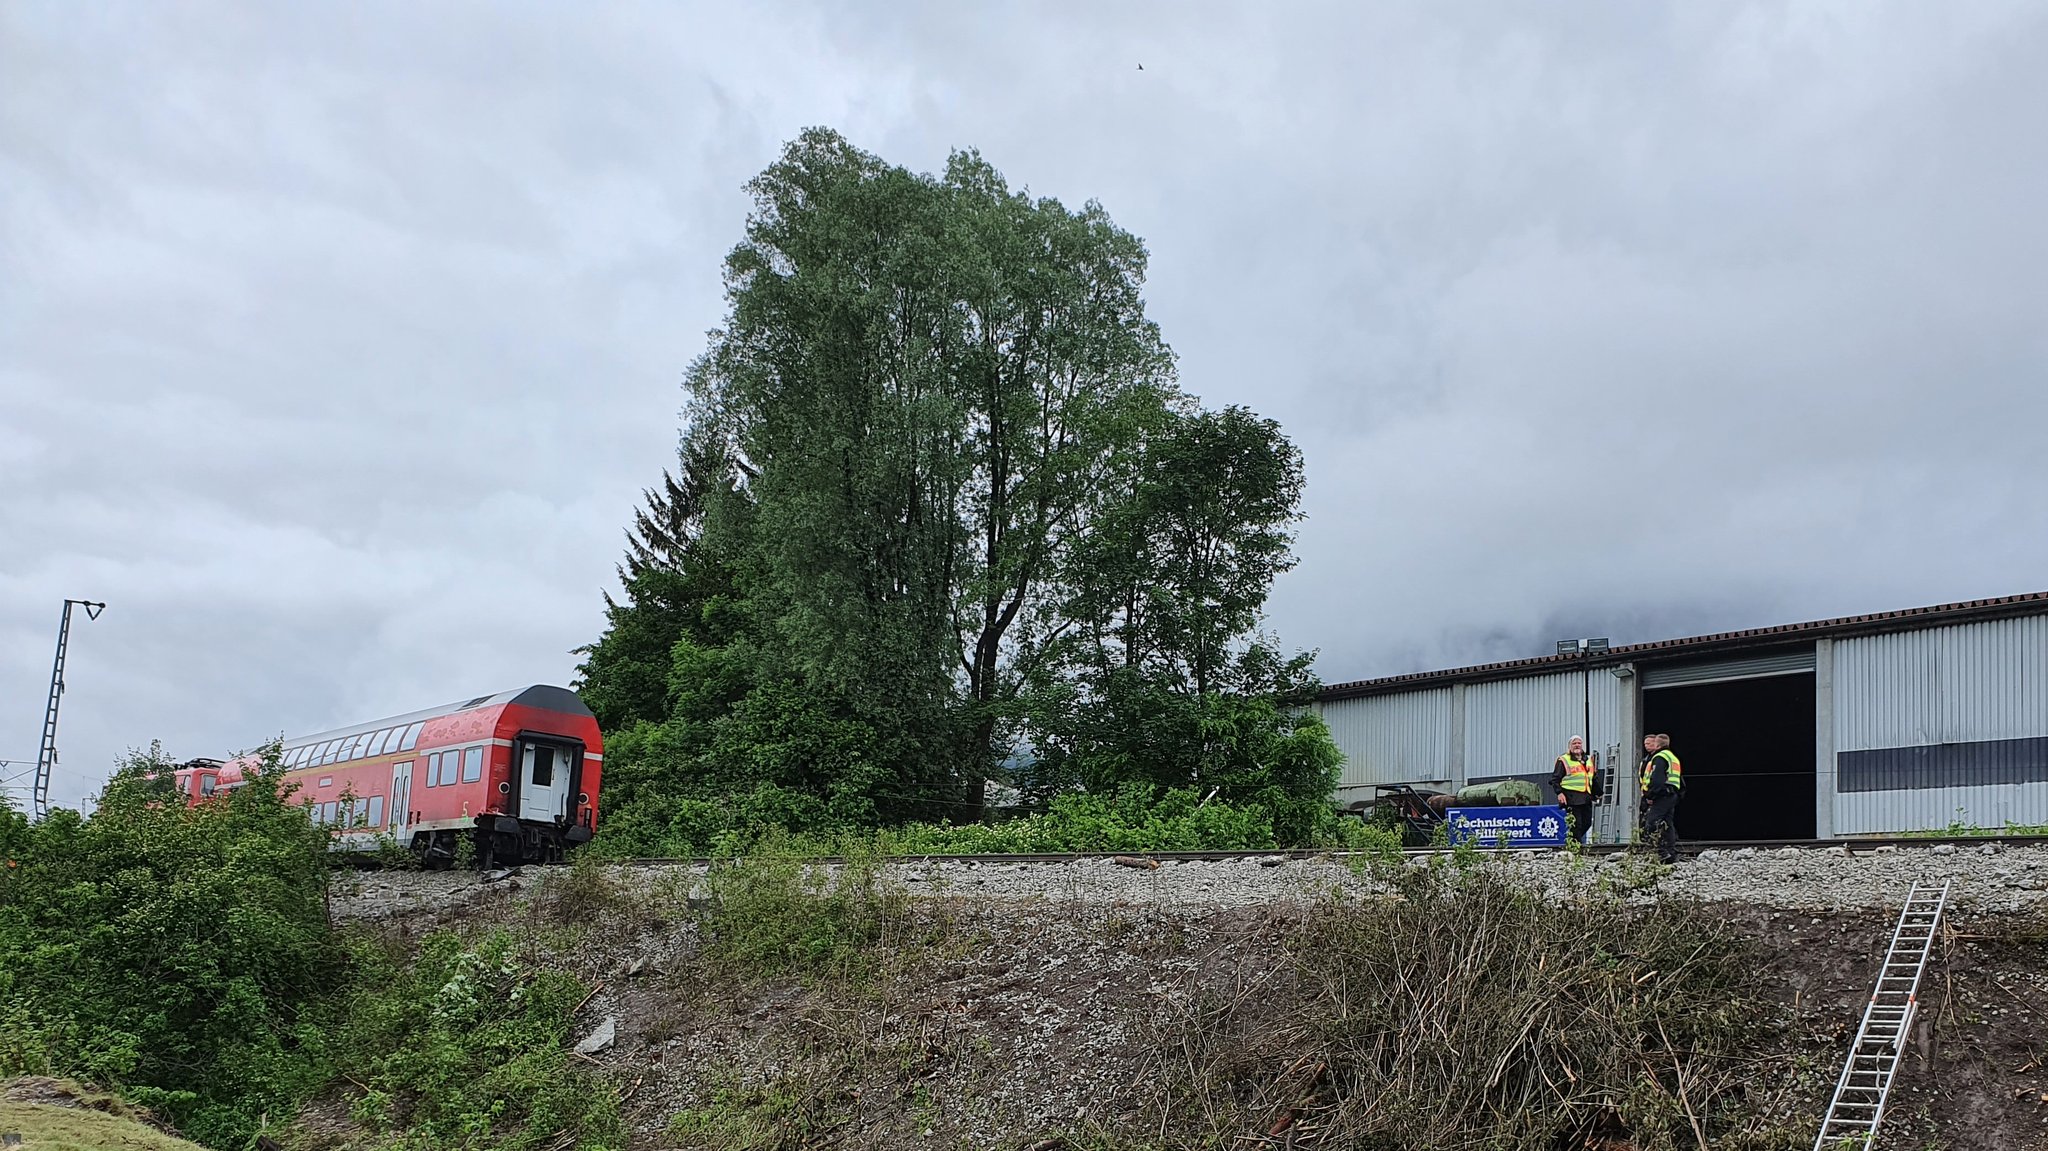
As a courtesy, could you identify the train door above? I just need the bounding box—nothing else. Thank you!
[390,759,414,838]
[517,741,572,825]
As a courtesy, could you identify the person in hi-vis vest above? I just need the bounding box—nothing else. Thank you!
[1549,736,1599,846]
[1638,732,1682,864]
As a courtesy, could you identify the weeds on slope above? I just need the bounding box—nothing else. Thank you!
[1121,867,1812,1151]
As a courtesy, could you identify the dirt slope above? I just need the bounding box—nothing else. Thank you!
[334,854,2048,1150]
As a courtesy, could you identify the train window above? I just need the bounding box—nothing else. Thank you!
[529,745,555,787]
[421,753,438,788]
[318,776,334,789]
[441,750,463,787]
[286,746,305,767]
[367,796,384,827]
[462,746,483,783]
[371,728,396,756]
[317,741,337,766]
[345,735,367,761]
[199,774,217,797]
[398,722,424,752]
[352,798,369,825]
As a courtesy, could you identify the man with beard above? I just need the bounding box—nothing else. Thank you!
[1549,735,1599,846]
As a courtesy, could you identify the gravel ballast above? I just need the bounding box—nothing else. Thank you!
[330,841,2048,920]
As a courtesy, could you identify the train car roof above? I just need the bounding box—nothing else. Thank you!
[275,685,593,751]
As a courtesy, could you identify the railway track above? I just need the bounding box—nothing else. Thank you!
[606,832,2048,869]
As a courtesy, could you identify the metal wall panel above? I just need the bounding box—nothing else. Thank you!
[1835,781,2048,835]
[1641,649,1815,689]
[1835,616,2048,752]
[1463,670,1630,786]
[1322,688,1455,794]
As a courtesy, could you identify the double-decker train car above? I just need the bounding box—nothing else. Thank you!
[173,685,601,866]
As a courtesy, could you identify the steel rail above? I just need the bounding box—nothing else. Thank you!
[595,832,2048,869]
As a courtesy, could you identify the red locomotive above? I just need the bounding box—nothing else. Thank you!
[172,685,602,866]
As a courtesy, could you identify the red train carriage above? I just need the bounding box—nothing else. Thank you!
[173,685,602,866]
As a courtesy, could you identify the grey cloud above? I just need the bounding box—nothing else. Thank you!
[5,1,2046,808]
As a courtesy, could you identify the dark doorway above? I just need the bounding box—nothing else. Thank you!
[1641,673,1816,841]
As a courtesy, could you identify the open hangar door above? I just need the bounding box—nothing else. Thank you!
[1639,648,1817,841]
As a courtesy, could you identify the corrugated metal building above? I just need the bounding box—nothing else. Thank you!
[1317,592,2048,842]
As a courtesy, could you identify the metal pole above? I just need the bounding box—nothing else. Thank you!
[33,598,104,819]
[1582,654,1592,762]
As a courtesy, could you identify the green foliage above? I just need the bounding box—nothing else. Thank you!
[885,786,1278,853]
[581,128,1337,851]
[695,845,908,981]
[330,929,621,1151]
[1028,676,1341,845]
[0,744,336,1148]
[0,746,623,1151]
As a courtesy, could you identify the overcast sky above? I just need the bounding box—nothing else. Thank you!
[6,1,2047,810]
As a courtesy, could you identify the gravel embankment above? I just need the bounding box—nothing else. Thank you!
[329,841,2048,921]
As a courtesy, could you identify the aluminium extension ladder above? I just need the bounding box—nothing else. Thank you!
[1811,880,1951,1150]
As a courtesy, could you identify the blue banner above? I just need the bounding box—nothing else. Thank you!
[1446,805,1569,848]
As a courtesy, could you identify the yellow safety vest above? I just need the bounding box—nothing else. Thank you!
[1558,754,1595,794]
[1640,749,1682,793]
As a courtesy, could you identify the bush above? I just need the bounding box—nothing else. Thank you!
[695,842,908,981]
[1128,868,1802,1150]
[0,745,336,1147]
[329,929,622,1151]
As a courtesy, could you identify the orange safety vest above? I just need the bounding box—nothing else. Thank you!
[1557,753,1595,794]
[1640,749,1682,793]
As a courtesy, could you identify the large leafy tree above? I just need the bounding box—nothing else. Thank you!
[1033,405,1336,840]
[581,129,1338,848]
[685,128,1179,817]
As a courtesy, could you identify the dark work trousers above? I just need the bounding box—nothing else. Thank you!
[1562,798,1592,846]
[1640,792,1680,862]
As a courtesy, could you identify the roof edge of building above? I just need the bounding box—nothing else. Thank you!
[1318,590,2048,703]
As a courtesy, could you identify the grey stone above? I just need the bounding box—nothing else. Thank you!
[574,1016,616,1056]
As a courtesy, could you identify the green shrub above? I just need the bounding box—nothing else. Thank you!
[695,843,907,981]
[0,745,336,1148]
[330,928,622,1151]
